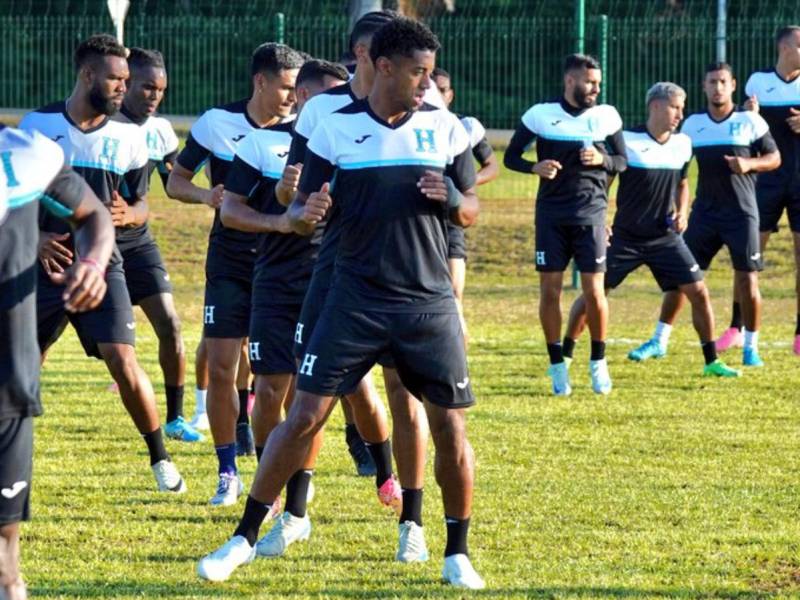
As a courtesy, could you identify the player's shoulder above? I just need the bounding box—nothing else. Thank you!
[20,101,66,128]
[594,103,622,119]
[745,68,777,87]
[32,100,66,115]
[197,98,249,124]
[148,114,176,134]
[1,125,62,158]
[305,85,355,113]
[681,111,707,127]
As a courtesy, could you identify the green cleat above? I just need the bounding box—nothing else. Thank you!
[702,359,741,378]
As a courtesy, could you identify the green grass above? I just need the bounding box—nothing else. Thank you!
[30,153,800,598]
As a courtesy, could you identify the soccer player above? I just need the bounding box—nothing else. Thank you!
[166,43,305,505]
[504,54,627,396]
[23,34,186,493]
[113,47,201,442]
[0,125,114,600]
[716,26,800,354]
[432,66,499,343]
[630,63,780,366]
[197,17,485,589]
[563,82,740,377]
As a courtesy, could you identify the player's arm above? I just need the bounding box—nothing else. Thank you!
[596,129,628,174]
[503,121,538,174]
[724,130,781,174]
[472,138,499,185]
[673,176,690,233]
[419,143,480,227]
[165,133,223,207]
[220,154,292,234]
[276,133,308,206]
[287,148,336,236]
[110,162,151,227]
[156,149,178,189]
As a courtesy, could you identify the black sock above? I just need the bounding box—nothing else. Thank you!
[165,384,184,423]
[399,488,423,527]
[590,340,606,361]
[285,469,313,518]
[562,336,576,359]
[233,495,272,546]
[795,313,800,336]
[701,341,717,365]
[142,428,169,465]
[255,446,264,462]
[366,439,393,487]
[345,423,360,446]
[730,302,742,330]
[237,389,249,425]
[444,516,470,557]
[546,343,563,365]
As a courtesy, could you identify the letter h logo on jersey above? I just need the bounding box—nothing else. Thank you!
[0,151,19,188]
[203,305,215,325]
[729,122,743,137]
[413,129,437,154]
[100,137,121,165]
[145,130,160,154]
[535,251,546,266]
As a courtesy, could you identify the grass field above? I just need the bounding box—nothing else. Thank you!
[30,153,800,599]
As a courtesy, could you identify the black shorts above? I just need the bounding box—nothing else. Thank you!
[297,306,473,408]
[447,222,467,260]
[535,219,607,273]
[249,303,300,376]
[294,265,333,362]
[203,273,252,339]
[683,212,763,273]
[120,240,173,305]
[0,417,33,524]
[605,234,703,291]
[756,174,800,232]
[38,265,136,359]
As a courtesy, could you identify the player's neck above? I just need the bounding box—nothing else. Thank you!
[707,102,735,121]
[350,68,372,99]
[367,93,408,124]
[775,60,800,82]
[645,120,671,144]
[245,96,281,128]
[65,92,106,130]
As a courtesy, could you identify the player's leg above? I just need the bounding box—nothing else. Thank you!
[189,335,209,430]
[449,257,468,345]
[792,231,800,355]
[251,374,293,458]
[235,340,254,456]
[727,217,764,367]
[340,394,376,476]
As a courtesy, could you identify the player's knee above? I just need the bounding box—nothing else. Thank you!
[285,407,323,440]
[102,345,139,382]
[255,378,282,414]
[152,311,182,346]
[683,282,709,304]
[428,408,466,451]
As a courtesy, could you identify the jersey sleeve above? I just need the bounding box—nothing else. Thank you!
[744,73,757,99]
[156,149,178,188]
[287,102,320,165]
[503,118,537,174]
[520,105,539,135]
[226,134,263,197]
[176,111,213,172]
[298,120,336,196]
[41,166,86,218]
[750,113,778,154]
[162,120,180,155]
[472,138,494,164]
[129,127,150,170]
[445,117,477,191]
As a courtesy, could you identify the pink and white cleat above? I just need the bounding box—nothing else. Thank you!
[794,335,800,356]
[715,327,743,353]
[377,475,402,515]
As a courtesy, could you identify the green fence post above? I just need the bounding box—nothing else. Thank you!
[571,0,586,290]
[274,12,285,44]
[598,15,608,104]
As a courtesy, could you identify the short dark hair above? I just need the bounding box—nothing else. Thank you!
[127,47,165,73]
[250,43,306,77]
[348,10,399,52]
[296,59,349,88]
[563,53,601,74]
[369,17,440,64]
[73,33,127,71]
[705,61,735,78]
[432,67,451,80]
[776,25,800,45]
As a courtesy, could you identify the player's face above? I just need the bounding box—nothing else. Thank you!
[388,50,436,112]
[703,69,736,107]
[567,67,602,108]
[258,68,299,118]
[650,95,685,133]
[779,30,800,69]
[87,56,129,116]
[296,75,345,113]
[433,75,454,108]
[126,67,167,119]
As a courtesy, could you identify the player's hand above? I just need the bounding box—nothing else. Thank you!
[109,191,135,227]
[723,154,751,174]
[532,159,562,179]
[274,213,294,234]
[786,107,800,133]
[605,224,612,246]
[744,95,759,112]
[417,170,449,202]
[277,163,302,196]
[671,211,688,234]
[302,182,332,224]
[580,145,605,167]
[204,184,225,209]
[51,259,107,313]
[39,231,73,277]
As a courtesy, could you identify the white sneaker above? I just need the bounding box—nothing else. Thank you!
[442,553,485,590]
[396,521,429,563]
[547,361,572,396]
[589,358,612,395]
[255,511,311,557]
[197,535,255,582]
[151,460,187,493]
[189,411,210,431]
[210,473,243,506]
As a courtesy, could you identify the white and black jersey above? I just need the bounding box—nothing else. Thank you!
[458,115,493,163]
[612,126,693,240]
[0,127,86,419]
[19,101,149,266]
[745,69,800,178]
[681,109,777,219]
[505,98,627,224]
[299,99,475,313]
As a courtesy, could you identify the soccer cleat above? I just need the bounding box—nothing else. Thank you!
[377,475,402,515]
[255,511,311,557]
[442,554,486,590]
[189,411,210,431]
[152,459,187,493]
[589,359,612,395]
[236,422,255,456]
[396,521,429,563]
[627,339,666,362]
[715,327,743,352]
[702,359,741,378]
[347,434,377,477]
[546,361,571,396]
[743,346,764,367]
[210,472,243,507]
[197,535,255,582]
[164,416,204,442]
[794,335,800,356]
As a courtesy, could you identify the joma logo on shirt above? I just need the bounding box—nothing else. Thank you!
[413,129,437,153]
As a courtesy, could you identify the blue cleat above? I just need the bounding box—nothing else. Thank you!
[743,347,764,367]
[627,339,667,362]
[547,361,572,396]
[164,416,204,442]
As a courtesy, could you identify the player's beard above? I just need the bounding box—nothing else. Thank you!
[88,84,119,116]
[574,87,597,109]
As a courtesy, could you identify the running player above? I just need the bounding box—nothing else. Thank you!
[23,34,186,493]
[114,47,201,442]
[630,63,780,366]
[563,82,740,377]
[166,42,305,505]
[198,17,485,589]
[0,125,114,600]
[504,53,627,396]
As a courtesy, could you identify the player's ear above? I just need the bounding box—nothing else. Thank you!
[376,56,392,77]
[253,72,266,94]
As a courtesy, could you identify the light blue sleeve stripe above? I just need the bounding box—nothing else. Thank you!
[41,193,75,218]
[538,134,599,143]
[627,161,684,170]
[758,100,800,107]
[338,158,446,170]
[212,152,234,162]
[7,189,43,209]
[70,160,126,176]
[691,140,753,148]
